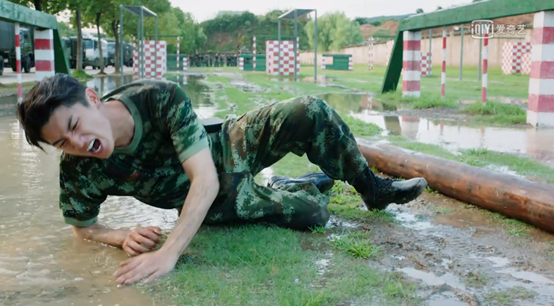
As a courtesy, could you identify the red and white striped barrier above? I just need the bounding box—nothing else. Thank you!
[15,23,22,104]
[521,53,531,74]
[183,57,188,71]
[321,56,326,69]
[527,11,554,127]
[253,36,256,71]
[348,56,353,70]
[402,31,421,97]
[385,40,394,65]
[239,57,244,70]
[368,37,374,71]
[176,36,180,71]
[421,52,431,76]
[441,27,447,98]
[482,33,489,103]
[34,29,55,81]
[501,42,532,75]
[266,40,300,75]
[133,40,167,79]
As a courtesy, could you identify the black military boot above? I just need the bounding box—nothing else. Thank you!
[350,167,427,210]
[268,171,335,193]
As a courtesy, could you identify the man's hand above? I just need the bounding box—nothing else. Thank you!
[112,147,219,285]
[122,226,162,256]
[114,249,178,285]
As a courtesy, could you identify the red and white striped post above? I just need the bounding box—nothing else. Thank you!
[15,23,22,104]
[176,36,180,71]
[183,56,188,71]
[296,37,300,74]
[368,37,374,71]
[348,56,353,71]
[253,36,256,71]
[441,26,447,98]
[34,29,55,81]
[482,32,489,103]
[527,11,554,127]
[402,31,421,97]
[239,57,244,70]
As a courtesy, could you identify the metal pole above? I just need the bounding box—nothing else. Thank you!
[278,20,281,76]
[155,16,158,79]
[477,22,483,81]
[460,24,464,80]
[15,23,22,103]
[137,11,140,78]
[294,9,298,82]
[119,5,123,84]
[314,10,318,84]
[140,7,144,79]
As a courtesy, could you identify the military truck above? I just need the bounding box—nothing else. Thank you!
[0,21,34,76]
[64,36,108,69]
[106,39,134,68]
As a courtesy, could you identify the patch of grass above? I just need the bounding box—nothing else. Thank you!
[309,225,327,234]
[70,69,93,79]
[464,271,489,287]
[484,286,536,306]
[463,101,526,124]
[425,186,439,194]
[342,115,383,137]
[331,231,381,259]
[206,75,231,84]
[412,95,458,109]
[145,225,420,306]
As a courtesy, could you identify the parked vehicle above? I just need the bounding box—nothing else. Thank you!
[0,21,34,76]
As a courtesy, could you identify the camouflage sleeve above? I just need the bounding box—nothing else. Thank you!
[161,83,209,163]
[59,160,107,227]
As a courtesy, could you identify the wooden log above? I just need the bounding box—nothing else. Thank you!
[357,141,554,233]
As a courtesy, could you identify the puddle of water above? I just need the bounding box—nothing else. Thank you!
[0,75,219,305]
[499,268,554,285]
[390,208,433,230]
[399,267,466,290]
[428,297,469,306]
[350,109,554,167]
[485,256,511,268]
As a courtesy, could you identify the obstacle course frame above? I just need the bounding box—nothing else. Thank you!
[382,0,554,93]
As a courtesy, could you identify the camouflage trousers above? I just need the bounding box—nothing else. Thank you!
[201,96,369,230]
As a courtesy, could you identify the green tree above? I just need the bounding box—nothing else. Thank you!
[58,21,77,37]
[83,0,113,74]
[304,11,363,52]
[7,0,62,13]
[416,8,424,14]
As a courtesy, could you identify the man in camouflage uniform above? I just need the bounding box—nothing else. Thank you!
[17,75,426,285]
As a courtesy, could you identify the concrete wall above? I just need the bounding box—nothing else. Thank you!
[299,29,534,68]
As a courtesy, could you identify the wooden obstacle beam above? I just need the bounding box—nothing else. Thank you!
[357,141,554,234]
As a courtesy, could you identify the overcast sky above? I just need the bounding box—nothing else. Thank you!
[171,0,474,22]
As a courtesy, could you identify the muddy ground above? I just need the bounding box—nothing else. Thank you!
[336,188,554,306]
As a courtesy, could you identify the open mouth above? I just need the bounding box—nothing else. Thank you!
[87,139,102,154]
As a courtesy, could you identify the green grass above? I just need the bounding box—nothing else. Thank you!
[464,271,490,287]
[70,69,93,79]
[144,225,421,306]
[331,231,381,259]
[388,136,554,185]
[463,101,527,124]
[342,115,383,137]
[484,286,536,306]
[206,75,231,84]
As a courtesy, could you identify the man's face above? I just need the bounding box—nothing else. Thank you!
[41,89,114,159]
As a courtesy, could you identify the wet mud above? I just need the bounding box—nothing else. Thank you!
[340,190,554,306]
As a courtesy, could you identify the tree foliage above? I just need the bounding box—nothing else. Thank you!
[304,12,363,52]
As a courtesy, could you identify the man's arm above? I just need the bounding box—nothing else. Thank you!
[72,223,127,247]
[113,147,219,284]
[73,223,163,256]
[159,146,219,258]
